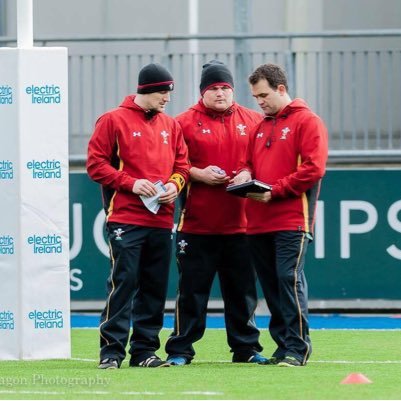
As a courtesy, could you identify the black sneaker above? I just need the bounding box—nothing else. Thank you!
[98,358,119,369]
[259,356,283,365]
[277,356,302,367]
[131,356,170,368]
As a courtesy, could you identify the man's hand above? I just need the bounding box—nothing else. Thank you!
[247,191,272,203]
[191,166,230,186]
[158,182,178,204]
[230,170,252,185]
[132,179,158,197]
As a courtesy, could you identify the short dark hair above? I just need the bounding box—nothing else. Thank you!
[248,63,289,91]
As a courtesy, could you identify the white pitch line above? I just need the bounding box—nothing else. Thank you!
[182,391,224,395]
[71,357,401,365]
[310,360,401,364]
[80,391,116,395]
[121,391,165,395]
[312,328,401,331]
[0,390,226,397]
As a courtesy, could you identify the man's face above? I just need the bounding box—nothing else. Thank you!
[143,91,171,113]
[250,79,285,116]
[202,85,234,111]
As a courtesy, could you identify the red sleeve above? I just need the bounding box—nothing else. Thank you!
[237,124,257,176]
[86,114,136,192]
[167,123,190,192]
[272,115,328,198]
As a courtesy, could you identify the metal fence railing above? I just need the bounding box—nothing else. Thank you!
[2,30,401,164]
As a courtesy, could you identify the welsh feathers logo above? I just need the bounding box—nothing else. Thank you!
[178,239,188,255]
[236,124,247,136]
[280,127,291,140]
[161,130,169,144]
[113,228,125,241]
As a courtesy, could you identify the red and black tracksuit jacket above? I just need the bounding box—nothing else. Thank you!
[87,95,189,229]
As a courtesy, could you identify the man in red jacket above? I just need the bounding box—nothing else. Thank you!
[233,63,328,367]
[87,63,189,369]
[165,60,267,366]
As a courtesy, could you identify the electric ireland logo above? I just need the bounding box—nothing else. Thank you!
[26,159,61,179]
[27,234,62,254]
[0,235,14,255]
[28,309,63,329]
[0,160,13,180]
[0,85,12,104]
[0,311,15,330]
[25,84,61,104]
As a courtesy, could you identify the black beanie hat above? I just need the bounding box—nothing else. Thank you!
[199,60,234,94]
[137,63,174,94]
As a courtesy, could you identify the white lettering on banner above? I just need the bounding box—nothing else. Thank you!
[314,201,324,259]
[70,203,83,260]
[0,85,13,104]
[27,234,62,254]
[340,200,378,259]
[0,160,14,180]
[0,310,15,330]
[26,159,61,179]
[28,309,63,329]
[68,198,401,298]
[70,268,83,291]
[386,200,401,260]
[94,209,109,257]
[25,84,61,104]
[0,235,14,254]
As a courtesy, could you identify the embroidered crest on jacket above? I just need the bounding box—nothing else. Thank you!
[160,130,169,144]
[236,124,247,136]
[280,127,290,140]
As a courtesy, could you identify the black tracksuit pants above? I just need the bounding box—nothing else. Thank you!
[99,223,172,365]
[165,233,262,361]
[248,231,312,365]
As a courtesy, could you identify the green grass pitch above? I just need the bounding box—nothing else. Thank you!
[0,328,401,399]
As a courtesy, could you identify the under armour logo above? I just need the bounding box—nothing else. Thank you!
[178,239,188,255]
[113,228,125,241]
[169,83,174,90]
[280,127,290,140]
[236,124,247,136]
[161,130,169,144]
[256,132,264,138]
[202,129,211,134]
[132,132,141,137]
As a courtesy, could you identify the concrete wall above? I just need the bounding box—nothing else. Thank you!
[3,0,400,37]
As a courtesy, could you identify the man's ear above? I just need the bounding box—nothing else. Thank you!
[278,84,287,95]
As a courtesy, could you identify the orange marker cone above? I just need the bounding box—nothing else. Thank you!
[340,373,372,384]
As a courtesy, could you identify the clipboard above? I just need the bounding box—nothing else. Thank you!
[226,179,272,197]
